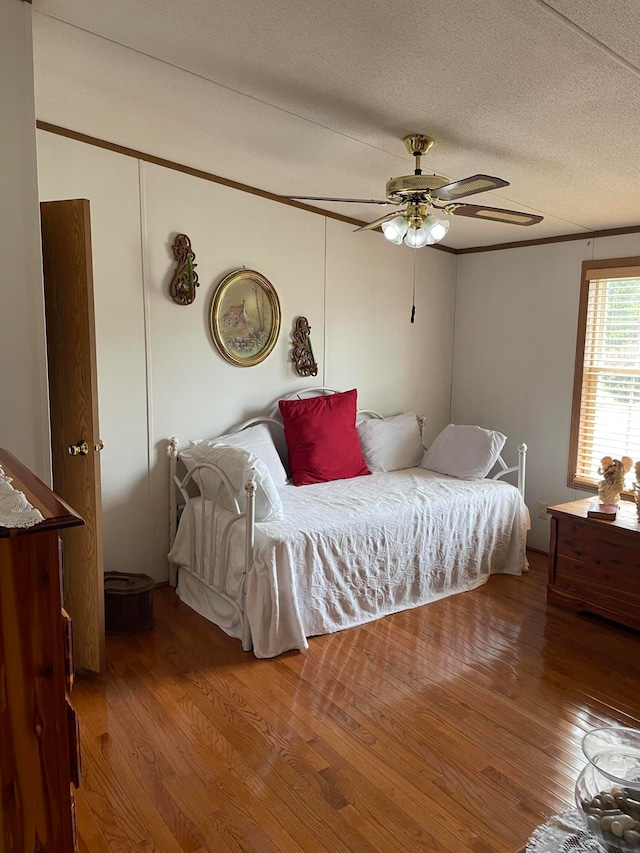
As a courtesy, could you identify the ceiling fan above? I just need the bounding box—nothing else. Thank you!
[283,134,544,248]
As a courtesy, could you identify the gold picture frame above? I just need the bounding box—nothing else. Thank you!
[210,269,281,367]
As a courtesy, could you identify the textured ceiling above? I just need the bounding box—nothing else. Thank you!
[31,0,640,250]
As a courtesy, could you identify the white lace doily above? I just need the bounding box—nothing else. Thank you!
[527,809,605,853]
[0,465,45,529]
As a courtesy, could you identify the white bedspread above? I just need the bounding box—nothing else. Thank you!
[169,468,530,658]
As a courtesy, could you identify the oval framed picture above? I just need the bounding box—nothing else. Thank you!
[210,269,281,367]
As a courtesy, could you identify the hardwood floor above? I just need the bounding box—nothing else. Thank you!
[72,552,640,852]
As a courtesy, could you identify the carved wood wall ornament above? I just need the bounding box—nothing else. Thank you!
[291,317,318,377]
[169,234,199,305]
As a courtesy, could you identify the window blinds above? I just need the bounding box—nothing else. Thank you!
[574,269,640,487]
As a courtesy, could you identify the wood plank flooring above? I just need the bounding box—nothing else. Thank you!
[72,552,640,852]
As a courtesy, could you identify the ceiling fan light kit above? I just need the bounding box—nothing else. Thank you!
[404,225,430,249]
[423,214,450,244]
[284,133,543,248]
[381,215,409,244]
[381,206,450,248]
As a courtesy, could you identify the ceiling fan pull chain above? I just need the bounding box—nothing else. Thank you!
[411,248,417,324]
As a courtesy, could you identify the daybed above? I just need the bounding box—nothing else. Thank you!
[168,388,529,658]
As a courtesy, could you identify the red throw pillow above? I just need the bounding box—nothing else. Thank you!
[279,389,370,486]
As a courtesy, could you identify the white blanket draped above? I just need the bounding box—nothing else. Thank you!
[169,468,530,658]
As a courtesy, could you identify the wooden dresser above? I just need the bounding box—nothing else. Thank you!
[0,449,83,852]
[547,497,640,631]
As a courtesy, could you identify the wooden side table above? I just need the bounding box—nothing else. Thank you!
[547,498,640,631]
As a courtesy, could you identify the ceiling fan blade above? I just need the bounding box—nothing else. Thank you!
[281,195,391,205]
[353,211,405,232]
[445,203,543,226]
[431,174,509,202]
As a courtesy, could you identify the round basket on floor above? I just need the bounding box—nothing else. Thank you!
[104,571,155,635]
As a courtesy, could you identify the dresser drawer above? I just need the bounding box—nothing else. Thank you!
[555,555,640,611]
[555,517,640,572]
[555,554,640,600]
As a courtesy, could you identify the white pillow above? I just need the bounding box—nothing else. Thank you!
[189,424,287,488]
[421,423,507,480]
[180,443,283,521]
[357,413,424,473]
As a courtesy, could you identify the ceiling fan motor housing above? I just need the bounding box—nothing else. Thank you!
[386,174,449,202]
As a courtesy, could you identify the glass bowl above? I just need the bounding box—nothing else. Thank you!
[575,727,640,853]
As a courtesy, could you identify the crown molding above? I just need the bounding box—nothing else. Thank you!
[455,224,640,254]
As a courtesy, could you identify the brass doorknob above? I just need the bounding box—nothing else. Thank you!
[94,440,104,452]
[68,440,89,457]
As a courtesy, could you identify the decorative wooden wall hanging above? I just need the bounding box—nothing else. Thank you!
[169,233,199,305]
[291,316,318,377]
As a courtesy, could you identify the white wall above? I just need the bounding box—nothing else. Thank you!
[0,2,50,477]
[325,220,455,445]
[452,232,640,551]
[37,130,456,580]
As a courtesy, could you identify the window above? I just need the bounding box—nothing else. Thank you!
[569,257,640,492]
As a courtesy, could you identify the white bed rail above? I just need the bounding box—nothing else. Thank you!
[168,437,255,651]
[491,442,527,498]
